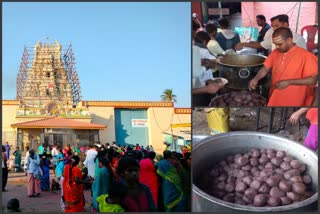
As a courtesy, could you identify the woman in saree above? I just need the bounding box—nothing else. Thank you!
[63,155,90,212]
[55,148,65,180]
[110,151,121,182]
[118,157,156,212]
[63,146,73,165]
[13,146,22,171]
[39,154,51,191]
[92,156,112,211]
[139,151,159,208]
[26,149,41,197]
[156,150,188,212]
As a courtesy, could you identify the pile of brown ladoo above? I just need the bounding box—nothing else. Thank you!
[208,148,314,207]
[210,90,266,107]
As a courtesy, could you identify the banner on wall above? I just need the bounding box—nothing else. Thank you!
[131,119,148,127]
[235,27,259,43]
[177,138,185,146]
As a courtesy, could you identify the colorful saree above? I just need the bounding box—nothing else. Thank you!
[55,153,65,179]
[156,159,187,211]
[139,158,159,207]
[92,166,111,211]
[40,159,50,191]
[63,164,85,212]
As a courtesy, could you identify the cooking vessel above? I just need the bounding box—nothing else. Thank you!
[217,54,267,89]
[192,132,318,212]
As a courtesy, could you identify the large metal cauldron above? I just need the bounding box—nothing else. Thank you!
[192,132,318,212]
[217,54,267,89]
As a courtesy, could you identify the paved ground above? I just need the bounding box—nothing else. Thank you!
[2,170,92,212]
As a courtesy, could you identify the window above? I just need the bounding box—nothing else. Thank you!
[47,72,50,78]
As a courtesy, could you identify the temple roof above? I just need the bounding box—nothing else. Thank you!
[11,116,106,130]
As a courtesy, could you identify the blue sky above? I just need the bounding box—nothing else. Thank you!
[3,2,191,107]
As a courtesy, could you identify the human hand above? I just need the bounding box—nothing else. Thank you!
[89,178,94,184]
[208,59,217,69]
[275,80,290,90]
[234,43,244,51]
[248,79,258,91]
[201,59,216,70]
[289,111,301,125]
[206,83,224,94]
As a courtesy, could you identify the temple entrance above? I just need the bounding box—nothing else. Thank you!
[12,117,106,151]
[44,133,71,148]
[41,129,99,148]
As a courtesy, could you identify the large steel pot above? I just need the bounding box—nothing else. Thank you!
[217,54,267,89]
[192,132,318,212]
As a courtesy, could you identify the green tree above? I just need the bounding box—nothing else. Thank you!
[161,89,177,103]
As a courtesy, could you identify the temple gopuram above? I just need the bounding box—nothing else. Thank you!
[3,39,191,155]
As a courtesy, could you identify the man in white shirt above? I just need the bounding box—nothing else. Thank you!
[193,31,218,84]
[235,14,306,53]
[205,23,226,57]
[192,45,224,104]
[192,17,225,106]
[51,144,58,175]
[83,144,98,178]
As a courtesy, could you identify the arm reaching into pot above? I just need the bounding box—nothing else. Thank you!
[192,83,224,95]
[248,66,271,90]
[289,108,308,125]
[201,59,217,70]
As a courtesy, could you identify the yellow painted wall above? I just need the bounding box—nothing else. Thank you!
[2,104,19,149]
[147,107,173,154]
[2,104,19,132]
[147,107,191,154]
[88,106,191,155]
[3,102,191,156]
[88,106,116,144]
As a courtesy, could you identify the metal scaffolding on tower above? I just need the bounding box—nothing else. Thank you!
[16,46,30,101]
[16,40,82,106]
[63,44,82,105]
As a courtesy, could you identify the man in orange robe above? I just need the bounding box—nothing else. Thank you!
[249,27,318,106]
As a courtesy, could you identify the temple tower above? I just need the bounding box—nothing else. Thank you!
[16,38,81,111]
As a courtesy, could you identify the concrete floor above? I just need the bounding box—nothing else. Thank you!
[2,171,92,212]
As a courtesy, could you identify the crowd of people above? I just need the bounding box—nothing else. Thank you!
[3,142,191,212]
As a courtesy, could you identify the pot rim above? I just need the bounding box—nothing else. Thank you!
[192,131,318,211]
[217,54,267,68]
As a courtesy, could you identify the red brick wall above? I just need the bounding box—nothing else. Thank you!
[242,2,317,34]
